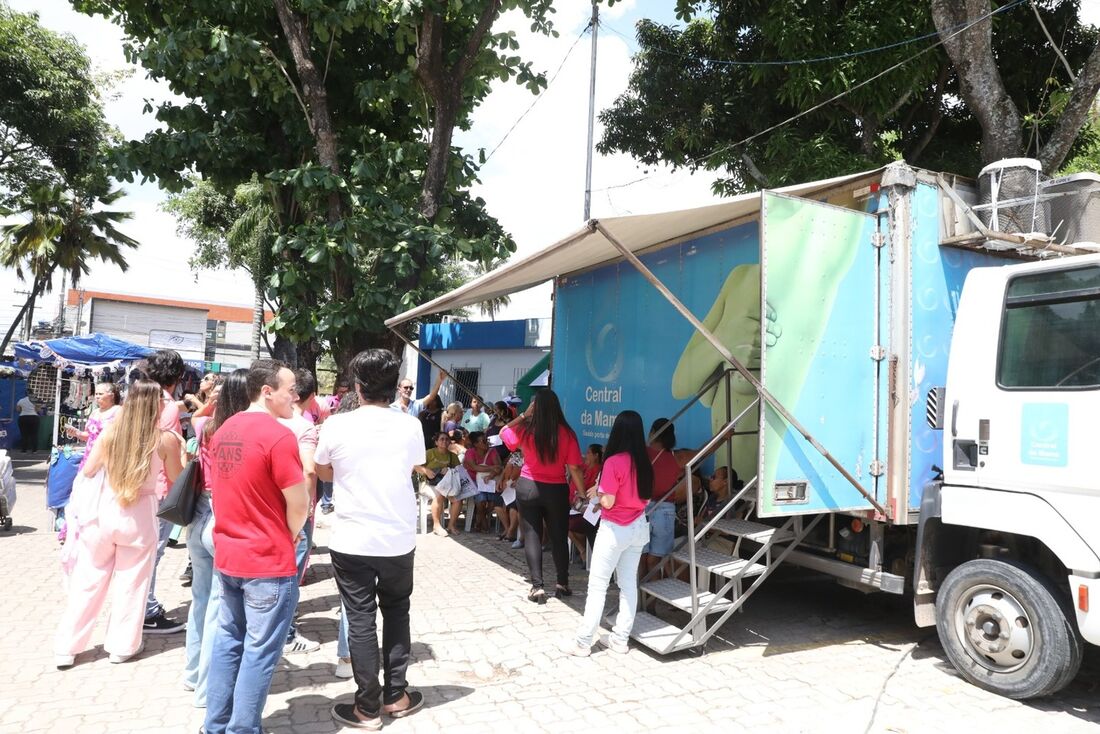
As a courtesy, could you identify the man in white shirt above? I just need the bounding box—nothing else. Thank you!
[16,394,39,452]
[389,370,446,418]
[316,349,426,728]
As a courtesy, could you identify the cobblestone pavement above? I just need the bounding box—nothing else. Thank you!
[2,457,1098,734]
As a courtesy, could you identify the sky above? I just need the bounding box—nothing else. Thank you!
[6,0,1100,333]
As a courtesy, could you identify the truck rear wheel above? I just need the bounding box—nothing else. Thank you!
[935,558,1082,699]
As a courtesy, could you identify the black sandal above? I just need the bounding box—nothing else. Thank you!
[554,585,572,598]
[528,586,547,604]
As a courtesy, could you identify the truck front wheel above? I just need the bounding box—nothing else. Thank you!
[935,558,1082,699]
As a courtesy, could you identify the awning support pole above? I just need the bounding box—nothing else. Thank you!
[387,327,488,408]
[594,220,887,517]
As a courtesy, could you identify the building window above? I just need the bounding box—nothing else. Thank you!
[452,368,480,408]
[997,265,1100,389]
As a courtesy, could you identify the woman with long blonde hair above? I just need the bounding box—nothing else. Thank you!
[54,379,184,668]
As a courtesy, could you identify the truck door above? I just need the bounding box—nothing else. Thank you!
[965,261,1100,498]
[758,192,882,517]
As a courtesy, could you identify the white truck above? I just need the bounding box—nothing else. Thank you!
[387,162,1099,698]
[920,252,1099,698]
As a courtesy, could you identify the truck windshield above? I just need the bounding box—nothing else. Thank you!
[998,265,1100,390]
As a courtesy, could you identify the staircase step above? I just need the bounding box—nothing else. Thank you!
[711,518,793,543]
[670,547,767,578]
[627,611,698,655]
[641,578,733,614]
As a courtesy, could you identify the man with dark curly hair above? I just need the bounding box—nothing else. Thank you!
[141,349,187,635]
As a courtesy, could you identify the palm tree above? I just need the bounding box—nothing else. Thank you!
[225,178,278,359]
[472,254,511,320]
[0,184,137,354]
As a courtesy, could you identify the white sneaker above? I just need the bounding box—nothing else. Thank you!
[109,640,144,664]
[284,632,321,655]
[560,638,591,657]
[335,657,353,678]
[55,654,75,669]
[599,634,629,654]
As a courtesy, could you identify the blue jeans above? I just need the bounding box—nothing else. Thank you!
[204,573,299,734]
[576,514,649,647]
[286,517,314,643]
[337,602,350,659]
[318,480,333,508]
[642,501,676,556]
[145,517,173,619]
[184,494,221,707]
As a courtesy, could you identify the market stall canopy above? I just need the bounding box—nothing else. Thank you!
[14,332,155,365]
[386,168,880,327]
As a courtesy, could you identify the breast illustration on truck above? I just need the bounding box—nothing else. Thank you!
[388,161,1099,699]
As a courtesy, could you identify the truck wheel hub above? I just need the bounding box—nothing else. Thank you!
[957,585,1033,673]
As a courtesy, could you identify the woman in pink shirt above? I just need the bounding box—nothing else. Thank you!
[564,410,653,656]
[501,389,585,604]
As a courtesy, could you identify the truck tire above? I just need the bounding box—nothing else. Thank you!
[935,558,1082,699]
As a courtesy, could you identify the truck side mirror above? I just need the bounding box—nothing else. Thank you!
[926,387,946,430]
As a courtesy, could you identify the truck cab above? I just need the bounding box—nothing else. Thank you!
[926,253,1100,698]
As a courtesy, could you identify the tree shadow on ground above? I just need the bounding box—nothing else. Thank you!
[449,528,1100,722]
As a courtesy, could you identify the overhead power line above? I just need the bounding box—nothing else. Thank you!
[600,0,1026,67]
[481,25,591,165]
[597,0,1026,194]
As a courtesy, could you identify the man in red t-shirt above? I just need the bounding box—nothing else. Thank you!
[204,360,309,734]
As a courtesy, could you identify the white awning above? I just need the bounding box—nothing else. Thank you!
[386,168,881,327]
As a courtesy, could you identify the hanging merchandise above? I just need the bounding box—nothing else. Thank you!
[27,364,58,403]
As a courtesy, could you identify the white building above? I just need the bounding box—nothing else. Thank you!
[66,289,270,370]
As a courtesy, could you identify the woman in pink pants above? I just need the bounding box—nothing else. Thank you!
[54,379,184,668]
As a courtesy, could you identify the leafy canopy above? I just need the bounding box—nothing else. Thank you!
[0,1,115,210]
[599,0,1100,192]
[72,0,553,362]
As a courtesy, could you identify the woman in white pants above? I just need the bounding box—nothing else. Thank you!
[565,410,653,656]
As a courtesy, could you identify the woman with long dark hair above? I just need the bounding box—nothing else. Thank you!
[182,369,250,706]
[501,389,585,604]
[565,410,652,656]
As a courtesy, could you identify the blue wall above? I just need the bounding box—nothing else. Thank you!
[417,319,533,396]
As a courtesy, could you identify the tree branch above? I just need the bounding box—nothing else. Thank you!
[1038,41,1100,173]
[454,0,503,82]
[931,0,1023,165]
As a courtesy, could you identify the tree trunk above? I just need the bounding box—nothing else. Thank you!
[272,334,297,366]
[414,2,502,222]
[272,0,354,306]
[931,0,1023,166]
[0,274,46,356]
[251,284,263,360]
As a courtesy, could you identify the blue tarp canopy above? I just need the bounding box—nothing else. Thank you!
[14,333,154,365]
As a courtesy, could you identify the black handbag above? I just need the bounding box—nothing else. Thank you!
[157,458,203,526]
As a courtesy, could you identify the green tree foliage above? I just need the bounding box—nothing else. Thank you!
[0,2,114,210]
[0,185,137,353]
[599,0,1100,193]
[72,0,554,368]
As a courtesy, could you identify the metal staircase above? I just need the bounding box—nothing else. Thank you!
[624,373,823,655]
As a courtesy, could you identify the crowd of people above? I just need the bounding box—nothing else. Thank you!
[48,346,742,731]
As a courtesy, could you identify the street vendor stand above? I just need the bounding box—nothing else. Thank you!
[13,333,153,526]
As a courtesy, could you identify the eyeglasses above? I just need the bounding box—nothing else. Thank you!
[400,386,414,392]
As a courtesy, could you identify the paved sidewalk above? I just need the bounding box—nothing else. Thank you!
[1,458,1097,733]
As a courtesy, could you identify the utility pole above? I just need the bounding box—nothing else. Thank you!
[14,290,34,341]
[583,0,599,222]
[55,272,66,336]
